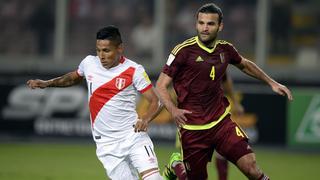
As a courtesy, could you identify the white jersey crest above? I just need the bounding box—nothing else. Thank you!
[115,77,126,90]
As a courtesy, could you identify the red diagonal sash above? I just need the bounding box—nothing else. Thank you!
[89,67,135,125]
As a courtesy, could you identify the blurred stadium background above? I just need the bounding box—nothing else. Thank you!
[0,0,319,179]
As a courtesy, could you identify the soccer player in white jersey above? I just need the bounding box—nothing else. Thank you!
[27,26,163,180]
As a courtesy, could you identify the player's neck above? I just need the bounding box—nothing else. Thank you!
[105,60,120,69]
[106,56,124,69]
[199,39,216,48]
[205,40,216,48]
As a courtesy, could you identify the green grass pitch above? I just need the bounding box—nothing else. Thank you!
[0,142,319,180]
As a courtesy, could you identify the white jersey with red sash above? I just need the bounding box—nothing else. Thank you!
[77,55,152,144]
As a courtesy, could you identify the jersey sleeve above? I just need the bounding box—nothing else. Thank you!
[162,50,185,78]
[77,56,90,77]
[228,44,242,64]
[133,65,152,93]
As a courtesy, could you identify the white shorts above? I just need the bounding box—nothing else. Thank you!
[96,131,159,180]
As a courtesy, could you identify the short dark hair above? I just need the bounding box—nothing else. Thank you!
[96,25,122,45]
[196,3,223,24]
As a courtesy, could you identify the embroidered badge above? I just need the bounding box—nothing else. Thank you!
[115,78,126,90]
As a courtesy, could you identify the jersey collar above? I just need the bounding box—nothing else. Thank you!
[195,36,217,53]
[119,55,125,63]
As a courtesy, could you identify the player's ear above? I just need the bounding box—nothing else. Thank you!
[117,43,124,54]
[218,22,224,32]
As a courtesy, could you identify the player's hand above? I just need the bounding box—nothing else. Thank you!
[134,118,149,132]
[171,108,192,127]
[27,79,49,89]
[270,82,293,101]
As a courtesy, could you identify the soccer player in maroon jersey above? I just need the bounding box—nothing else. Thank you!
[157,3,293,180]
[163,73,244,180]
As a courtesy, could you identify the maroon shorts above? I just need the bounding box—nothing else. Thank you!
[179,115,253,180]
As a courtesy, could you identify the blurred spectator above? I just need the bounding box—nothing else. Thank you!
[131,15,157,60]
[69,0,92,19]
[270,0,291,54]
[67,0,96,55]
[0,0,37,55]
[28,1,55,55]
[174,1,198,37]
[224,4,255,54]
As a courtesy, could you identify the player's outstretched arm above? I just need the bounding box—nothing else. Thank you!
[235,58,293,101]
[27,71,83,89]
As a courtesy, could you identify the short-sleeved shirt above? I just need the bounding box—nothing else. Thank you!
[77,55,152,144]
[162,36,242,127]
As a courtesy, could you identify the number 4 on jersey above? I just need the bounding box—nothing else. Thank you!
[235,126,245,138]
[210,66,215,80]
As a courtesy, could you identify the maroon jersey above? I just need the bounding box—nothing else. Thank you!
[162,36,242,125]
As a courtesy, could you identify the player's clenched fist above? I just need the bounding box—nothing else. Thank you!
[134,119,148,132]
[27,79,49,89]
